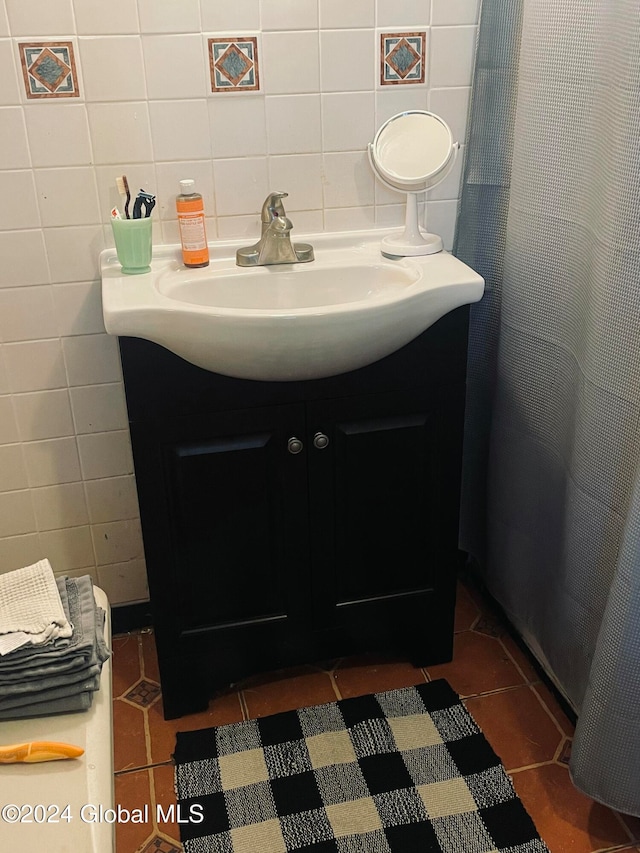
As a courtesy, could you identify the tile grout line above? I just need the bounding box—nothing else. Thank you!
[238,689,250,721]
[459,680,542,702]
[138,634,156,773]
[328,663,343,701]
[115,759,174,777]
[495,631,539,687]
[609,808,640,847]
[592,846,640,853]
[145,762,161,847]
[551,735,571,764]
[507,758,563,775]
[530,680,574,739]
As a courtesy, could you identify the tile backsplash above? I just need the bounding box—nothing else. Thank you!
[0,0,480,605]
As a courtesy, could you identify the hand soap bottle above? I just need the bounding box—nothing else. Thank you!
[176,179,209,268]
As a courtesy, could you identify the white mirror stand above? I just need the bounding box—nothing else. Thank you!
[368,111,459,258]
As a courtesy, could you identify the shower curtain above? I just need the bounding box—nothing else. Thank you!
[455,0,640,816]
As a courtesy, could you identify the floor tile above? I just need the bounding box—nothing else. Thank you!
[531,681,575,736]
[113,698,149,772]
[465,685,563,771]
[619,812,640,842]
[242,665,337,718]
[473,611,508,639]
[426,630,526,697]
[114,768,155,853]
[511,763,631,853]
[112,633,142,697]
[152,763,181,846]
[333,654,427,699]
[454,581,480,631]
[148,688,244,765]
[140,628,161,683]
[500,632,541,684]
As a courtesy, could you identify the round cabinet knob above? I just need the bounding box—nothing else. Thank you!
[287,437,304,455]
[313,432,329,450]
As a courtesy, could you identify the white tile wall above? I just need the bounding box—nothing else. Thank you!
[149,100,212,161]
[0,0,480,604]
[24,104,93,167]
[79,37,148,102]
[321,92,376,152]
[320,0,375,29]
[138,0,201,34]
[3,340,67,392]
[143,35,208,100]
[0,40,20,105]
[201,0,261,33]
[261,0,318,31]
[320,30,375,92]
[0,6,9,38]
[261,31,320,95]
[0,107,30,168]
[74,0,140,36]
[265,95,322,155]
[5,0,75,37]
[377,0,430,27]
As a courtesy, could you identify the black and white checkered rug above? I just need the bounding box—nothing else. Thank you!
[174,678,550,852]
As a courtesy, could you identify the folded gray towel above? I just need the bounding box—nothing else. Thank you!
[0,608,108,682]
[0,575,110,716]
[0,690,93,720]
[0,672,102,710]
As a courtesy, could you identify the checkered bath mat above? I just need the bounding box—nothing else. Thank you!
[174,679,549,852]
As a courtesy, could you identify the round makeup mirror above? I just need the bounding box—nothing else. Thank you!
[368,111,459,257]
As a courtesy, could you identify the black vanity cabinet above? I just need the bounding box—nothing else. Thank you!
[119,307,469,719]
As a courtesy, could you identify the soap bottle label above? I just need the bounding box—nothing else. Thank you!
[178,211,207,251]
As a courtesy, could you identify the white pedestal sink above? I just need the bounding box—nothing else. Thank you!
[101,228,484,382]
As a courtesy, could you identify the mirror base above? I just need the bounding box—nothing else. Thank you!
[381,232,443,258]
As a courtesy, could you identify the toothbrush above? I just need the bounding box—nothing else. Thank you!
[115,175,131,219]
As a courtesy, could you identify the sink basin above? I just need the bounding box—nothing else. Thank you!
[101,229,484,381]
[157,262,421,310]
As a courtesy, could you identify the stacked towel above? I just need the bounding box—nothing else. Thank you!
[0,561,110,720]
[0,559,73,655]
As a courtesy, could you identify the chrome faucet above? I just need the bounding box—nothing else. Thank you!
[236,192,314,266]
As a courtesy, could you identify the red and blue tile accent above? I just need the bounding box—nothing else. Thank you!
[380,32,426,86]
[18,41,80,99]
[208,37,260,93]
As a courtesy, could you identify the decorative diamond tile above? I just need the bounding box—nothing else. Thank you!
[125,678,162,708]
[208,36,260,93]
[557,738,572,765]
[474,614,507,638]
[19,41,80,99]
[141,836,181,853]
[380,32,426,86]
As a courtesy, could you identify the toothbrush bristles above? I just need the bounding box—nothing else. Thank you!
[123,175,131,219]
[116,175,131,219]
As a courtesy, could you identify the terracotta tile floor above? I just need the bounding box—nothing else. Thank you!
[111,579,640,853]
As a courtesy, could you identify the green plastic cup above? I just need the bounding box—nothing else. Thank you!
[111,216,153,274]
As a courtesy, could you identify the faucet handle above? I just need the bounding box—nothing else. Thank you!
[261,191,288,224]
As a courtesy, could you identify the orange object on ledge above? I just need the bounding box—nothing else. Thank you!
[0,741,84,763]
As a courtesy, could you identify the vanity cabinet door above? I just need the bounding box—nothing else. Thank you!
[305,388,462,663]
[130,403,311,716]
